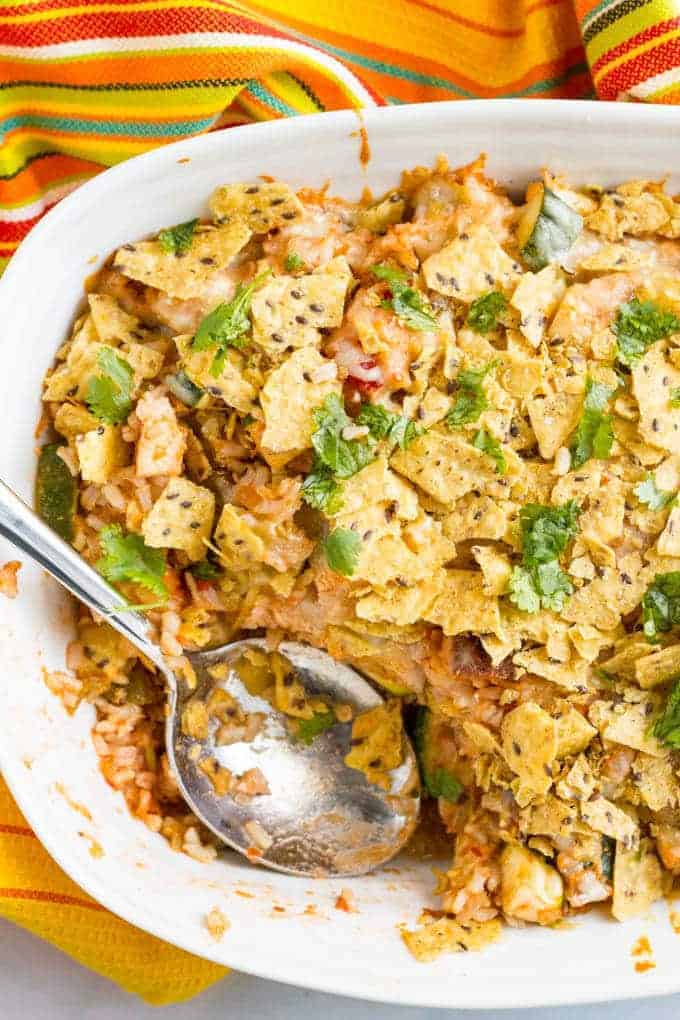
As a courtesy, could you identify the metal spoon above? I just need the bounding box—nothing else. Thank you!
[0,479,420,876]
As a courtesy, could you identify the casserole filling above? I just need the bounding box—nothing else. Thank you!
[38,156,680,957]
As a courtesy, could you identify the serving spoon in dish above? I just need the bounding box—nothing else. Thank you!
[0,479,420,877]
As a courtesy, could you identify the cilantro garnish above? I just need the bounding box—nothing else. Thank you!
[569,376,615,469]
[508,501,581,614]
[613,297,680,367]
[284,252,304,272]
[190,558,221,580]
[371,263,439,332]
[356,402,422,450]
[158,218,198,255]
[86,348,134,425]
[310,394,375,479]
[466,290,507,334]
[472,428,506,475]
[634,473,675,511]
[96,525,168,600]
[192,270,269,376]
[301,465,344,514]
[323,528,361,577]
[642,572,680,642]
[423,767,463,803]
[446,361,498,429]
[296,710,336,745]
[652,678,680,747]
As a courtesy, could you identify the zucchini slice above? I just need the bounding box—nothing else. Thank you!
[164,370,204,407]
[414,707,463,802]
[36,443,77,542]
[518,182,582,272]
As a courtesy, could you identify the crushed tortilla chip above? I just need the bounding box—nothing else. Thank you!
[210,180,304,232]
[501,702,558,801]
[612,837,664,921]
[423,225,521,302]
[113,221,252,300]
[260,348,341,453]
[510,264,566,348]
[401,916,501,962]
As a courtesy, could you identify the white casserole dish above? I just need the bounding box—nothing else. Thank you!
[1,99,679,1010]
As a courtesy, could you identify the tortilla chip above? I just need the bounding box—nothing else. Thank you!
[423,225,521,302]
[588,697,667,758]
[501,702,558,801]
[510,265,566,348]
[562,557,646,632]
[555,707,597,757]
[260,348,341,453]
[580,795,638,849]
[634,643,680,689]
[568,624,615,663]
[498,331,548,400]
[555,754,597,802]
[527,385,583,460]
[251,257,352,352]
[580,483,625,549]
[174,335,258,415]
[632,344,680,455]
[578,243,657,274]
[391,429,503,508]
[549,273,636,350]
[75,424,128,484]
[613,417,666,467]
[633,753,678,812]
[357,578,440,628]
[471,545,513,596]
[401,916,502,963]
[333,456,419,521]
[656,506,680,557]
[586,189,672,242]
[599,637,654,681]
[142,478,215,562]
[112,221,252,300]
[210,180,304,233]
[513,648,592,693]
[442,494,514,543]
[612,837,664,921]
[520,794,584,841]
[43,317,106,402]
[426,569,502,637]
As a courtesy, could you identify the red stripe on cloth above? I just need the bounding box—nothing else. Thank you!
[0,825,36,837]
[591,15,680,77]
[596,33,680,98]
[0,887,106,911]
[0,6,288,47]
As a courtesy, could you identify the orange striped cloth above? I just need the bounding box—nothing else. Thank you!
[2,0,680,1005]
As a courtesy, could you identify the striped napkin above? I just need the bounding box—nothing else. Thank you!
[1,0,679,1004]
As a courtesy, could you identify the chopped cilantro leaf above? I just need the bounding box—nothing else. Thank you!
[190,558,220,580]
[569,376,615,469]
[284,252,304,272]
[520,500,581,566]
[86,348,134,425]
[642,572,680,642]
[371,263,439,332]
[613,297,680,367]
[472,428,506,475]
[323,528,361,577]
[356,402,422,449]
[466,290,507,334]
[158,218,198,255]
[445,360,498,429]
[310,394,375,479]
[296,710,336,745]
[653,678,680,747]
[301,463,344,514]
[192,270,269,375]
[671,387,680,408]
[424,767,463,803]
[508,566,541,614]
[96,524,168,600]
[634,473,675,511]
[508,501,581,615]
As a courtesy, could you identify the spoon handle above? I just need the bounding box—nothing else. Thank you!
[0,478,165,670]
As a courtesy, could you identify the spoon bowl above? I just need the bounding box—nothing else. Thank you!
[0,479,420,877]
